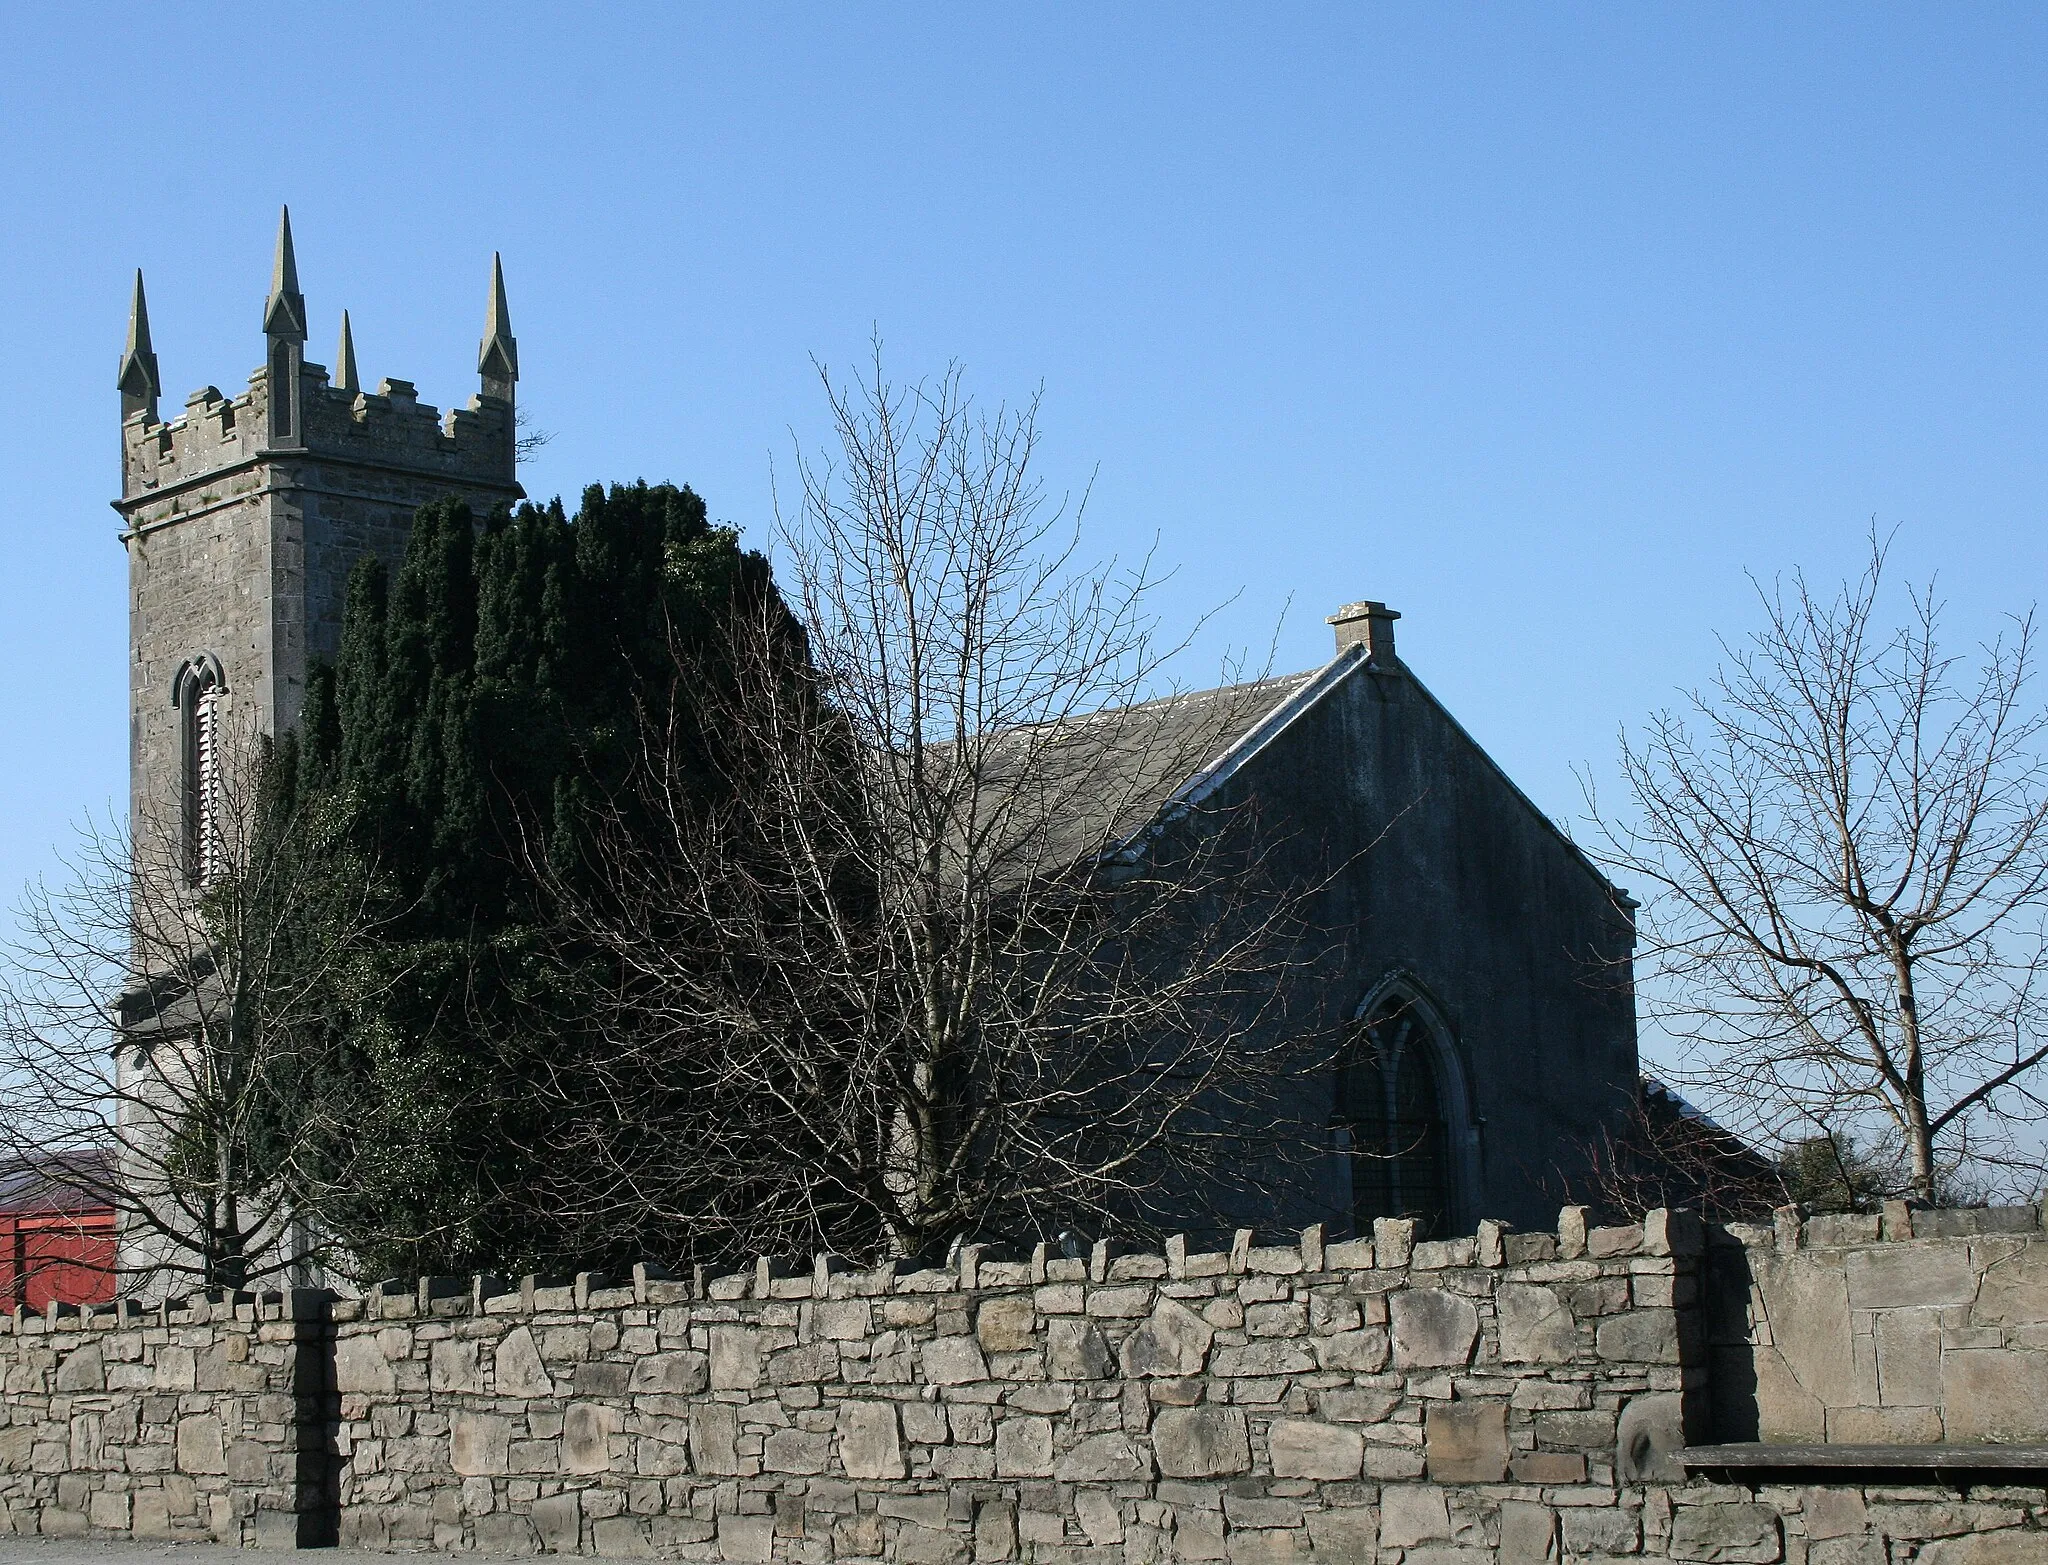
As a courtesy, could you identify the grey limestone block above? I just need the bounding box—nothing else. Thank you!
[1496,1283,1576,1364]
[972,1296,1034,1353]
[1422,1402,1507,1483]
[1845,1243,1979,1310]
[1377,1484,1450,1548]
[1667,1501,1782,1564]
[1052,1431,1150,1482]
[1310,1326,1388,1373]
[1267,1417,1364,1481]
[1045,1318,1115,1380]
[1151,1407,1250,1479]
[919,1335,988,1385]
[1389,1289,1478,1369]
[1497,1499,1558,1564]
[1562,1504,1642,1557]
[991,1414,1053,1478]
[1372,1218,1417,1269]
[709,1325,762,1389]
[1941,1346,2048,1441]
[759,1426,829,1475]
[1596,1307,1682,1364]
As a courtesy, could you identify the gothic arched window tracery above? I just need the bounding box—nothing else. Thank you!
[173,656,226,887]
[1334,985,1455,1240]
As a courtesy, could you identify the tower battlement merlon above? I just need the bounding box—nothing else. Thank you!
[117,373,520,515]
[116,212,522,511]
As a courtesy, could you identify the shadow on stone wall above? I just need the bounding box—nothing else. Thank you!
[1703,1237,1760,1442]
[291,1292,340,1547]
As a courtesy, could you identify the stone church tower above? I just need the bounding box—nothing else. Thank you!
[114,208,524,877]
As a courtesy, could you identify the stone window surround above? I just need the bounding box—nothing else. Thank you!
[170,652,226,887]
[1340,971,1480,1237]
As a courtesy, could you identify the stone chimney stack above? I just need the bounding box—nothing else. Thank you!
[1327,600,1401,665]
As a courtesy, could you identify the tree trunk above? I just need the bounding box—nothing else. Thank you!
[1895,958,1936,1200]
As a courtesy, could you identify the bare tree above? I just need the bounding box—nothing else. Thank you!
[0,725,394,1293]
[514,405,553,464]
[1590,536,2048,1202]
[534,351,1327,1262]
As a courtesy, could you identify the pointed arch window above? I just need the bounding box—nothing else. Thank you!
[1335,987,1455,1239]
[173,656,227,887]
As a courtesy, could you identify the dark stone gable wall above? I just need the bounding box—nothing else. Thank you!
[2,1207,2043,1559]
[1201,661,1642,1238]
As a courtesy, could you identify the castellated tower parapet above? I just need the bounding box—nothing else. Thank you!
[119,211,517,511]
[119,357,517,503]
[116,209,525,892]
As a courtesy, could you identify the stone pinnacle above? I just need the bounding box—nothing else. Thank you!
[264,205,307,343]
[118,269,161,421]
[478,251,518,400]
[335,310,359,395]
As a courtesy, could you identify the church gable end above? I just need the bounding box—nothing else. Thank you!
[1165,602,1640,1236]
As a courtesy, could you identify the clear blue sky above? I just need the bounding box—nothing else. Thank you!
[6,6,2048,1026]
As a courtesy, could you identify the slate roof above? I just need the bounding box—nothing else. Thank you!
[0,1150,115,1216]
[974,662,1337,878]
[984,640,1622,901]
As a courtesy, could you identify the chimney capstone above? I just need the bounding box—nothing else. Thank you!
[1327,600,1401,665]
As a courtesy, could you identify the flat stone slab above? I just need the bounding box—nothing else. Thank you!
[1682,1442,2048,1475]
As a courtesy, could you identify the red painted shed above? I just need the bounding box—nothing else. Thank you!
[0,1154,117,1311]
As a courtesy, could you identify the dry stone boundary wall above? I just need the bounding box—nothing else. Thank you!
[0,1208,2043,1561]
[0,1287,332,1546]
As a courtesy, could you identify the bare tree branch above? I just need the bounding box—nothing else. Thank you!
[525,348,1332,1262]
[1587,532,2048,1201]
[0,725,402,1293]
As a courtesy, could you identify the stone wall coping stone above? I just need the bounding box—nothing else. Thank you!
[318,1210,1677,1325]
[0,1202,2022,1339]
[1758,1200,2046,1252]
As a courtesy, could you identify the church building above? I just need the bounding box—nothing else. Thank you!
[113,212,1641,1260]
[1091,606,1642,1240]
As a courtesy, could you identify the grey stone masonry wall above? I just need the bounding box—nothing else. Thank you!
[1709,1201,2048,1448]
[5,1212,2046,1558]
[120,359,522,848]
[0,1289,333,1546]
[328,1211,1715,1557]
